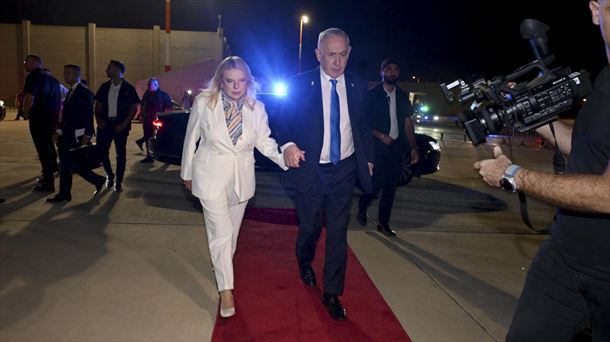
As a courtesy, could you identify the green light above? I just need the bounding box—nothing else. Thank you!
[420,105,429,113]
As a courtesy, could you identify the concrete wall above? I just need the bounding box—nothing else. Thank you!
[0,23,23,105]
[0,21,226,105]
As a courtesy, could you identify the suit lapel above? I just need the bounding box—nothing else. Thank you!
[210,96,233,150]
[309,68,324,143]
[344,72,359,124]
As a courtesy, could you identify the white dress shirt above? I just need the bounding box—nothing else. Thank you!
[319,69,354,163]
[384,86,399,139]
[108,80,122,118]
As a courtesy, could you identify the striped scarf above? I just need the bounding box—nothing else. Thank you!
[221,90,244,145]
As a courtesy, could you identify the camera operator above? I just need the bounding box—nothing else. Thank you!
[475,1,610,340]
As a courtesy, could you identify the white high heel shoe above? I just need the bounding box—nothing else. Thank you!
[219,291,235,318]
[220,306,235,318]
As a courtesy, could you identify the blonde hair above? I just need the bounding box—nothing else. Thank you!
[202,56,259,110]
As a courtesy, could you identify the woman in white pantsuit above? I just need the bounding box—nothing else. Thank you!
[180,56,287,318]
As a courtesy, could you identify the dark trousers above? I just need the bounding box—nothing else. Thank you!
[29,121,58,185]
[136,119,154,156]
[97,125,129,185]
[57,139,102,196]
[506,240,610,342]
[293,155,356,296]
[359,184,397,226]
[359,142,403,226]
[15,109,27,120]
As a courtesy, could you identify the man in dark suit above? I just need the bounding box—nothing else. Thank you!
[22,54,61,192]
[47,64,106,203]
[357,59,420,236]
[277,28,375,321]
[94,60,140,192]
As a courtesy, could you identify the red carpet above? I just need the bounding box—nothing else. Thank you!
[211,208,411,342]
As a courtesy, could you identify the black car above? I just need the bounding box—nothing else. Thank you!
[149,94,285,168]
[149,94,441,179]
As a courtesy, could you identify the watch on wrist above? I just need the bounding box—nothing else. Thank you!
[500,164,522,192]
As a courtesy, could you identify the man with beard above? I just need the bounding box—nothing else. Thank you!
[94,60,140,192]
[357,59,419,237]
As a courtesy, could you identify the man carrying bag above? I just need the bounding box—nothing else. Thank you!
[47,64,106,203]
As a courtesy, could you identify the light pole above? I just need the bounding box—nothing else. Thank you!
[298,15,309,73]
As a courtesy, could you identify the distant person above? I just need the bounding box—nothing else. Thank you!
[22,54,61,192]
[47,64,105,203]
[14,89,27,120]
[475,1,610,340]
[276,28,375,321]
[94,60,140,192]
[180,90,193,109]
[181,56,287,318]
[357,59,419,237]
[136,78,172,163]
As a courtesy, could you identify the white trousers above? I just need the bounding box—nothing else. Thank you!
[200,194,248,292]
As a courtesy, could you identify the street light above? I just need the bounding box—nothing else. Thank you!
[298,15,309,73]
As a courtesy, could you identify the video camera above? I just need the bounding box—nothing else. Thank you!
[440,19,593,145]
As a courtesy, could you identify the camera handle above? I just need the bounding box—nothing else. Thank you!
[513,122,563,233]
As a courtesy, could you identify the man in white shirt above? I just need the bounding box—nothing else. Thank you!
[277,28,375,321]
[94,60,140,192]
[357,59,419,236]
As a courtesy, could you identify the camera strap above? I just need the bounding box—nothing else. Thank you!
[513,122,562,233]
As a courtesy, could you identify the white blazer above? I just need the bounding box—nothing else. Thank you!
[180,93,287,202]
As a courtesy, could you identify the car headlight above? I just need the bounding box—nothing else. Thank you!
[428,141,441,151]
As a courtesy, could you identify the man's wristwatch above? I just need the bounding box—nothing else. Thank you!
[500,164,522,192]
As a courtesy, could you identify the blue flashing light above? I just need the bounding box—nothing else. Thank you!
[420,104,429,113]
[273,82,287,96]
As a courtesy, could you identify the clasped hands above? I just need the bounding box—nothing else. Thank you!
[283,145,306,168]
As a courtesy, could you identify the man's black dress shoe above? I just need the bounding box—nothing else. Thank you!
[322,293,347,321]
[135,139,144,152]
[93,176,106,196]
[139,156,154,164]
[377,224,397,237]
[46,194,71,203]
[106,174,115,189]
[299,266,317,287]
[114,183,123,193]
[356,208,367,226]
[33,184,55,192]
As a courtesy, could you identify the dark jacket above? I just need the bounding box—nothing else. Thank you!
[23,68,62,127]
[94,79,140,130]
[365,83,414,153]
[59,83,95,148]
[276,67,375,193]
[141,89,172,121]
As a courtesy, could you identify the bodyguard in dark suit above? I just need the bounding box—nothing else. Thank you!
[47,64,105,203]
[358,60,420,236]
[94,60,140,192]
[277,28,374,321]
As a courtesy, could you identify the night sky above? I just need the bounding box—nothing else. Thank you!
[2,0,607,83]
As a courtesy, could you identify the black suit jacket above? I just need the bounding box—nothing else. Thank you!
[277,67,375,193]
[365,83,414,153]
[59,83,95,148]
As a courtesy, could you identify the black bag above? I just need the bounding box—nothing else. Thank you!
[69,144,102,170]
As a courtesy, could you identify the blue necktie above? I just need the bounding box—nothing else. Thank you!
[330,79,341,164]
